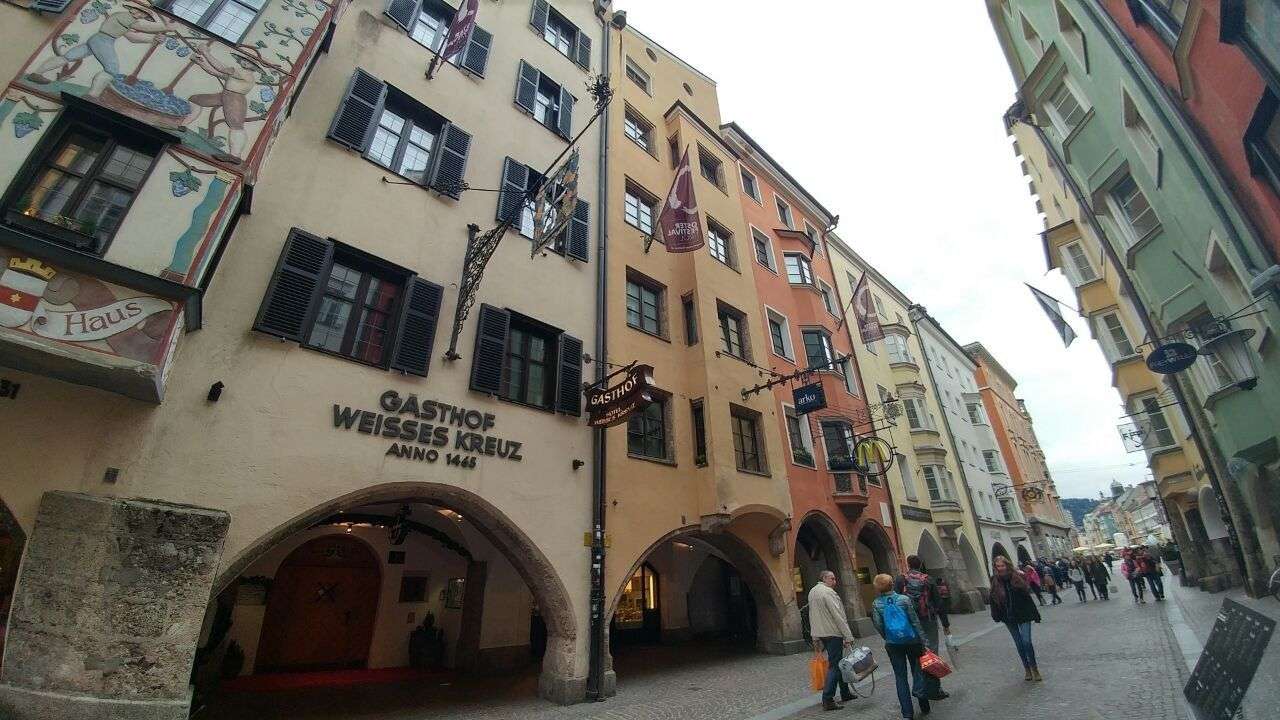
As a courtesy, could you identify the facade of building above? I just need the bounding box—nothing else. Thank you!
[988,0,1279,593]
[721,122,893,632]
[967,343,1073,561]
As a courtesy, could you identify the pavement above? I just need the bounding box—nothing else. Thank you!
[199,581,1279,720]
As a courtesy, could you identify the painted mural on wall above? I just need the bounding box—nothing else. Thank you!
[0,248,178,364]
[15,0,331,168]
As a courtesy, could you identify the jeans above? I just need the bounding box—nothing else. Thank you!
[919,614,942,697]
[1143,572,1165,599]
[1086,581,1098,599]
[1073,581,1086,601]
[1030,585,1045,605]
[885,643,929,719]
[1129,576,1146,601]
[1048,586,1061,604]
[1096,580,1109,600]
[1005,621,1037,669]
[820,636,851,702]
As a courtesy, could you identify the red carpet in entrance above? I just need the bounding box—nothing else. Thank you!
[220,667,448,692]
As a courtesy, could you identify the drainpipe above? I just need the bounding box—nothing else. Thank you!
[910,307,991,584]
[1015,115,1259,594]
[586,6,612,702]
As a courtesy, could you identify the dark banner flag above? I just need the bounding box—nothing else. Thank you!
[852,272,885,344]
[659,147,704,252]
[1027,284,1077,347]
[428,0,478,76]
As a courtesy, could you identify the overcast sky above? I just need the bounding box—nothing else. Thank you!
[622,1,1150,500]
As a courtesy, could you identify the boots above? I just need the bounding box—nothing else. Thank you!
[822,699,843,711]
[1024,668,1033,681]
[1031,667,1043,682]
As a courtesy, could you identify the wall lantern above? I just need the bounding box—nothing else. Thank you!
[1197,320,1259,391]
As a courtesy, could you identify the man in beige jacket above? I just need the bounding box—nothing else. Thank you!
[808,570,854,710]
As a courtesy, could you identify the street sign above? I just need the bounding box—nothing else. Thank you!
[792,382,827,414]
[1147,342,1198,374]
[1184,598,1275,720]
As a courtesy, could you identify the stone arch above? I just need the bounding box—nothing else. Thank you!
[1016,544,1033,565]
[855,519,897,572]
[991,541,1010,563]
[916,529,948,574]
[0,495,25,665]
[207,481,579,702]
[794,510,863,623]
[957,533,988,588]
[1198,485,1229,540]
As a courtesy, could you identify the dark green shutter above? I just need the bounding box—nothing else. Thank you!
[389,276,444,376]
[515,60,539,113]
[32,0,73,11]
[497,157,529,223]
[556,333,583,416]
[557,86,574,139]
[327,69,385,152]
[254,228,333,342]
[470,305,510,395]
[384,0,422,32]
[430,122,471,198]
[461,26,492,76]
[530,0,549,33]
[575,32,591,70]
[566,198,589,262]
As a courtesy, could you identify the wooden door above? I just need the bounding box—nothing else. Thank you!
[256,535,381,672]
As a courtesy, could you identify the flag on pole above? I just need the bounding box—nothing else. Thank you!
[852,273,885,344]
[658,147,704,252]
[532,148,579,257]
[428,0,478,77]
[1027,284,1077,347]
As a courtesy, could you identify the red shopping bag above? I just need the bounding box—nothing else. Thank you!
[919,648,952,679]
[809,651,828,691]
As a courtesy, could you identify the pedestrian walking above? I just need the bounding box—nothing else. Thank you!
[990,555,1043,681]
[1053,558,1069,588]
[807,570,856,711]
[1023,562,1045,606]
[1082,557,1100,599]
[1136,548,1166,601]
[1103,551,1115,571]
[896,556,949,701]
[1121,551,1146,604]
[1089,558,1111,600]
[871,573,931,719]
[1067,561,1087,602]
[1042,569,1062,605]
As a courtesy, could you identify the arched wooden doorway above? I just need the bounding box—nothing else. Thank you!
[256,535,381,672]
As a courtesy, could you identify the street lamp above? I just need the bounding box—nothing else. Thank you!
[1197,319,1260,390]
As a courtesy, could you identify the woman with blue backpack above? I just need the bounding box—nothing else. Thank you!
[989,555,1043,681]
[870,573,932,718]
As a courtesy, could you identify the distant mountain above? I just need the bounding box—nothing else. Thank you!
[1060,497,1101,526]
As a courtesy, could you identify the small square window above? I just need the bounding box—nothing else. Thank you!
[698,147,724,189]
[627,394,670,460]
[166,0,266,43]
[625,58,651,93]
[626,272,665,338]
[740,167,760,202]
[775,197,794,228]
[624,183,657,235]
[707,218,734,267]
[731,405,767,474]
[624,106,655,154]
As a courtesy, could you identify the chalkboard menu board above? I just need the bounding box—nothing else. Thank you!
[1184,598,1276,720]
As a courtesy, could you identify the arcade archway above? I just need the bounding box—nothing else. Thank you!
[957,533,988,588]
[991,541,1010,563]
[793,511,861,638]
[0,497,24,671]
[1016,544,1033,565]
[917,530,948,576]
[854,521,896,612]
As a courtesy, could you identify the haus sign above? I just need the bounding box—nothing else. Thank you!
[332,390,524,469]
[587,364,654,427]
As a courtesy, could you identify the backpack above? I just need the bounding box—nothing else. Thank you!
[902,571,933,621]
[881,596,918,644]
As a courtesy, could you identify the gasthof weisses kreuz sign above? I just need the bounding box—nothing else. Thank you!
[587,364,655,427]
[792,382,827,415]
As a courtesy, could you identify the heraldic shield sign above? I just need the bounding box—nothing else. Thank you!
[586,364,655,427]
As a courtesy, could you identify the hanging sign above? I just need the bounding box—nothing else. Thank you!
[792,382,827,414]
[854,436,895,474]
[1117,419,1154,453]
[587,364,655,427]
[1146,342,1198,375]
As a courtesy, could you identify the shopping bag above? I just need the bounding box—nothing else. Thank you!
[943,632,960,670]
[839,646,877,684]
[919,648,952,679]
[809,651,828,691]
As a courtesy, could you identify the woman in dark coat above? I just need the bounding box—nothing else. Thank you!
[990,555,1043,681]
[1088,558,1111,600]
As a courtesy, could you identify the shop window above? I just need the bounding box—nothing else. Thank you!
[468,304,582,416]
[165,0,266,43]
[627,394,670,461]
[731,405,767,474]
[384,0,492,75]
[614,565,658,630]
[515,61,575,140]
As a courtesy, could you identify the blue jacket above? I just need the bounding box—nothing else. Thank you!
[870,591,926,645]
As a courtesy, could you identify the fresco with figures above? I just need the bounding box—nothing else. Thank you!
[0,248,180,365]
[13,0,333,171]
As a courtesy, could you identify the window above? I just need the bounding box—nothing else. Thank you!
[1056,1,1087,67]
[1045,77,1087,137]
[1135,394,1175,448]
[467,306,582,415]
[6,121,158,253]
[885,333,912,365]
[1132,0,1191,45]
[983,450,1002,474]
[623,106,654,153]
[999,497,1017,522]
[966,402,985,425]
[543,8,574,55]
[838,359,858,395]
[626,274,664,337]
[167,0,265,43]
[707,218,734,267]
[367,102,440,185]
[698,147,724,189]
[497,157,589,259]
[752,227,776,270]
[1021,14,1044,56]
[818,281,838,315]
[804,221,821,253]
[624,183,657,235]
[409,2,449,53]
[785,405,815,467]
[731,406,766,473]
[820,420,855,471]
[691,400,707,466]
[898,454,918,501]
[718,302,748,360]
[504,320,557,408]
[1122,89,1160,176]
[922,465,954,502]
[767,310,794,360]
[625,57,651,93]
[384,1,492,74]
[1098,311,1136,360]
[1245,91,1280,195]
[668,135,680,169]
[740,167,761,201]
[1107,174,1160,246]
[627,396,668,460]
[873,295,888,321]
[1061,240,1098,286]
[682,293,698,346]
[516,61,574,140]
[307,260,401,365]
[802,330,835,370]
[784,253,814,285]
[775,197,794,228]
[530,2,591,69]
[903,396,931,430]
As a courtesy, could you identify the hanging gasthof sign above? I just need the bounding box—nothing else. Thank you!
[587,364,655,427]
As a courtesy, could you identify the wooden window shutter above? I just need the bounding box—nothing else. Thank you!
[556,333,583,416]
[529,0,549,33]
[31,0,73,11]
[469,304,510,395]
[430,122,471,198]
[575,31,592,70]
[557,86,574,140]
[497,157,530,223]
[389,276,444,377]
[384,0,422,32]
[253,228,333,342]
[515,60,540,113]
[461,26,492,76]
[327,69,386,152]
[566,198,589,261]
